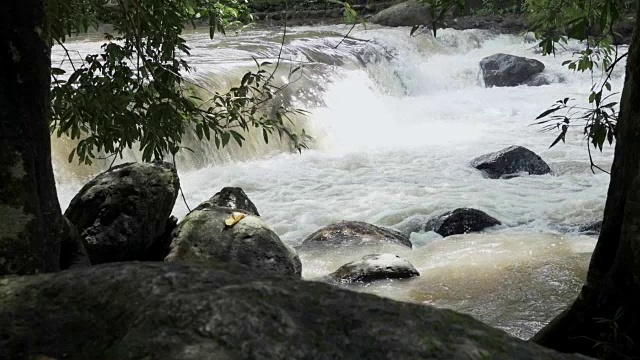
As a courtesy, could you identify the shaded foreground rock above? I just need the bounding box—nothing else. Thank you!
[329,253,419,283]
[208,187,260,216]
[65,162,180,264]
[370,0,431,27]
[432,208,502,237]
[167,204,300,277]
[480,53,545,87]
[0,262,590,360]
[471,145,552,179]
[301,221,412,249]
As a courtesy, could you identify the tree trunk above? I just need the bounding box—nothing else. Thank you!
[0,0,68,275]
[532,6,640,359]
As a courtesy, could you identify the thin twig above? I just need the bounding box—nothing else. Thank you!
[173,154,192,213]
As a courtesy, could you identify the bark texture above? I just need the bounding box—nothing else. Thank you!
[0,0,67,274]
[532,6,640,359]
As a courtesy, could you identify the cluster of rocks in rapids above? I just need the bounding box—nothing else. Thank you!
[51,143,565,284]
[0,152,597,359]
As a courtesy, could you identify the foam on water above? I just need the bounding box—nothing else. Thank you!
[52,24,627,338]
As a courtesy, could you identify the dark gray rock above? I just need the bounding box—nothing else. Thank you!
[301,221,412,249]
[370,0,431,27]
[0,262,590,360]
[432,208,502,237]
[471,145,552,179]
[207,187,260,216]
[480,53,545,87]
[329,253,420,283]
[579,220,602,235]
[140,216,179,261]
[64,162,180,264]
[59,216,91,269]
[167,205,301,277]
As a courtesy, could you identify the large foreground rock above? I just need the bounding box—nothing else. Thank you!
[167,203,301,277]
[301,221,412,249]
[471,145,552,179]
[480,53,545,87]
[431,208,502,237]
[0,262,589,359]
[329,253,420,283]
[65,162,180,264]
[369,0,431,27]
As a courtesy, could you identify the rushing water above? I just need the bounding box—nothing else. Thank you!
[52,24,626,339]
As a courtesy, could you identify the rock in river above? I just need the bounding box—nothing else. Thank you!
[471,145,552,179]
[64,162,180,264]
[329,253,420,283]
[480,53,545,87]
[301,221,412,249]
[167,202,301,277]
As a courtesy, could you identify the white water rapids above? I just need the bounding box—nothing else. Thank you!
[52,24,626,339]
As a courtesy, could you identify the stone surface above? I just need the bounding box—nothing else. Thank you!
[167,204,301,277]
[471,145,552,179]
[0,262,590,360]
[370,0,431,27]
[301,221,412,249]
[329,253,420,283]
[480,53,545,87]
[64,162,180,264]
[431,208,502,237]
[207,187,260,216]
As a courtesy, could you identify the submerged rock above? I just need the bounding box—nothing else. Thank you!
[64,162,180,264]
[0,262,588,360]
[369,0,431,27]
[480,53,545,87]
[471,145,552,179]
[329,253,420,283]
[432,208,502,237]
[167,204,301,277]
[301,221,412,249]
[207,187,260,216]
[579,220,602,235]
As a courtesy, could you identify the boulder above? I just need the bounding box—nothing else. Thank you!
[64,162,180,264]
[301,221,412,249]
[0,262,589,360]
[369,0,431,27]
[207,187,260,216]
[329,253,420,283]
[431,208,502,237]
[166,204,301,277]
[471,146,552,179]
[480,53,545,87]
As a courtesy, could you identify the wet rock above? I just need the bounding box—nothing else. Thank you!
[65,162,180,264]
[207,187,260,216]
[370,0,431,27]
[480,53,545,87]
[301,221,412,249]
[139,216,179,261]
[579,220,602,235]
[471,145,552,179]
[59,216,91,270]
[329,253,420,283]
[167,204,301,277]
[431,208,502,237]
[395,214,433,237]
[0,262,591,360]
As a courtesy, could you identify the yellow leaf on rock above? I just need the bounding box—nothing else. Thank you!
[224,212,246,227]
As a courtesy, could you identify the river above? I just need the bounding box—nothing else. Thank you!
[51,23,626,339]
